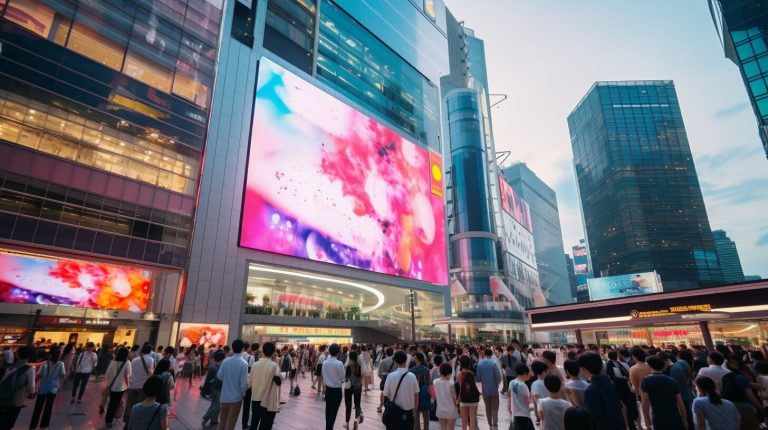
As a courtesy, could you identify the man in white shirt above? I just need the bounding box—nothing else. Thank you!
[124,344,155,428]
[382,350,420,430]
[70,342,97,403]
[321,343,345,430]
[696,351,731,394]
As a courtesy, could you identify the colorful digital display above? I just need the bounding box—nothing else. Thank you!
[178,323,228,348]
[499,177,532,232]
[587,271,663,301]
[240,58,448,285]
[0,250,151,311]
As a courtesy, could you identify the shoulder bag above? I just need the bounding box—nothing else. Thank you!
[382,372,409,427]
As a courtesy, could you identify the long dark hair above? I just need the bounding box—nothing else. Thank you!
[49,346,61,364]
[115,347,129,362]
[696,376,721,405]
[63,343,75,356]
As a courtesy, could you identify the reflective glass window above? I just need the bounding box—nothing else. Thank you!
[124,50,174,92]
[67,22,125,70]
[743,60,761,78]
[750,77,767,97]
[4,0,55,37]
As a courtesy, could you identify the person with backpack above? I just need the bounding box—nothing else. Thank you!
[605,350,637,430]
[152,359,175,409]
[409,352,431,430]
[103,346,132,428]
[0,345,34,430]
[722,354,762,429]
[500,345,519,395]
[127,376,168,430]
[202,351,225,428]
[124,344,155,429]
[29,345,66,430]
[376,347,395,413]
[456,355,480,430]
[70,342,97,403]
[343,351,364,429]
[578,352,625,430]
[382,350,420,430]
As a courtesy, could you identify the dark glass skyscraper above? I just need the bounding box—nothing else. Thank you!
[711,229,745,283]
[710,0,768,158]
[568,81,723,292]
[502,163,571,305]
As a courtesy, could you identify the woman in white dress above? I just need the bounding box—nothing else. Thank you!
[359,346,372,392]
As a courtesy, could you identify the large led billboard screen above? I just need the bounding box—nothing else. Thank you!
[240,58,448,285]
[0,250,151,311]
[587,272,663,301]
[499,177,532,231]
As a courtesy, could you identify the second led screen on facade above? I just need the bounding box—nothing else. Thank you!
[240,58,447,285]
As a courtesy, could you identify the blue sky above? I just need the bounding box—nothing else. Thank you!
[446,0,768,277]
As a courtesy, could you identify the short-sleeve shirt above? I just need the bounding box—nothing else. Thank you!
[531,379,549,400]
[565,379,588,405]
[128,402,168,430]
[383,367,419,411]
[537,397,572,430]
[509,379,531,418]
[692,397,740,430]
[641,373,684,429]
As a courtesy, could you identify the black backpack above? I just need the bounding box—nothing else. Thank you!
[293,385,301,396]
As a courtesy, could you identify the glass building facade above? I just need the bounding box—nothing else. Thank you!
[0,0,224,345]
[568,81,723,292]
[502,163,571,306]
[712,229,745,283]
[179,0,452,344]
[710,0,768,158]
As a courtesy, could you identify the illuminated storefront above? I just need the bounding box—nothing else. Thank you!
[528,280,768,348]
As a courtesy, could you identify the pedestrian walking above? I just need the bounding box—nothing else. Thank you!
[249,342,281,430]
[476,348,501,430]
[563,359,587,406]
[103,347,132,428]
[382,350,420,430]
[409,352,431,430]
[537,374,572,430]
[508,364,533,430]
[124,344,155,429]
[29,346,66,430]
[0,345,36,430]
[152,359,175,408]
[201,351,225,428]
[71,342,97,403]
[433,362,459,430]
[578,352,625,430]
[376,347,395,413]
[215,340,248,430]
[343,351,364,429]
[127,376,168,430]
[322,343,345,430]
[456,355,480,430]
[693,376,740,430]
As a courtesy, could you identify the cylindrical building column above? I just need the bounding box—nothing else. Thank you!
[699,321,714,351]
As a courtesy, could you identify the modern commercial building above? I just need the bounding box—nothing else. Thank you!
[709,0,768,158]
[529,279,768,349]
[745,275,763,281]
[571,239,592,302]
[568,81,723,292]
[502,162,571,305]
[179,0,453,346]
[432,12,536,343]
[712,229,745,283]
[0,0,224,347]
[565,254,577,302]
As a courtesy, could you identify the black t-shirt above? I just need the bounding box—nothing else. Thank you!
[641,373,684,429]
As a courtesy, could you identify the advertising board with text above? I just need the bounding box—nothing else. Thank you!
[587,271,663,301]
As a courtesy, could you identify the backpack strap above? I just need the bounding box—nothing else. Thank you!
[388,371,408,406]
[146,404,161,430]
[109,361,127,391]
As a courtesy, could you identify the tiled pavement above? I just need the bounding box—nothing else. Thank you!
[18,371,536,430]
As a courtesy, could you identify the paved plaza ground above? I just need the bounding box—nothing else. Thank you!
[17,370,537,430]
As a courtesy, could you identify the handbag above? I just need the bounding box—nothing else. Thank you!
[382,372,409,427]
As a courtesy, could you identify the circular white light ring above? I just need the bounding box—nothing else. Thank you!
[249,266,386,313]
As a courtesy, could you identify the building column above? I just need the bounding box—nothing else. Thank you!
[575,328,584,346]
[699,321,714,351]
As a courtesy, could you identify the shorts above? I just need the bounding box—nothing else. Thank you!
[314,363,323,377]
[459,402,479,407]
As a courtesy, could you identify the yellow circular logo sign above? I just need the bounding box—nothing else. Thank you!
[432,165,442,181]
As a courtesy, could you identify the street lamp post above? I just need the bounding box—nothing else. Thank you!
[409,289,416,344]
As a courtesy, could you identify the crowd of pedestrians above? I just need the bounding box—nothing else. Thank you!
[0,338,766,430]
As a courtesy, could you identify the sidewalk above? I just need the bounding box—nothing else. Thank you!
[17,371,536,430]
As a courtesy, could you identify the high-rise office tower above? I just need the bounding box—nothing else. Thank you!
[502,163,571,305]
[565,254,577,302]
[571,239,592,302]
[0,0,224,346]
[711,229,745,283]
[568,81,723,292]
[710,0,768,158]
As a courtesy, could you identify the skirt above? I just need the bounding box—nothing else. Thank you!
[314,363,323,377]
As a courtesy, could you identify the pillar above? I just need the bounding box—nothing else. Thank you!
[699,321,714,351]
[575,328,584,346]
